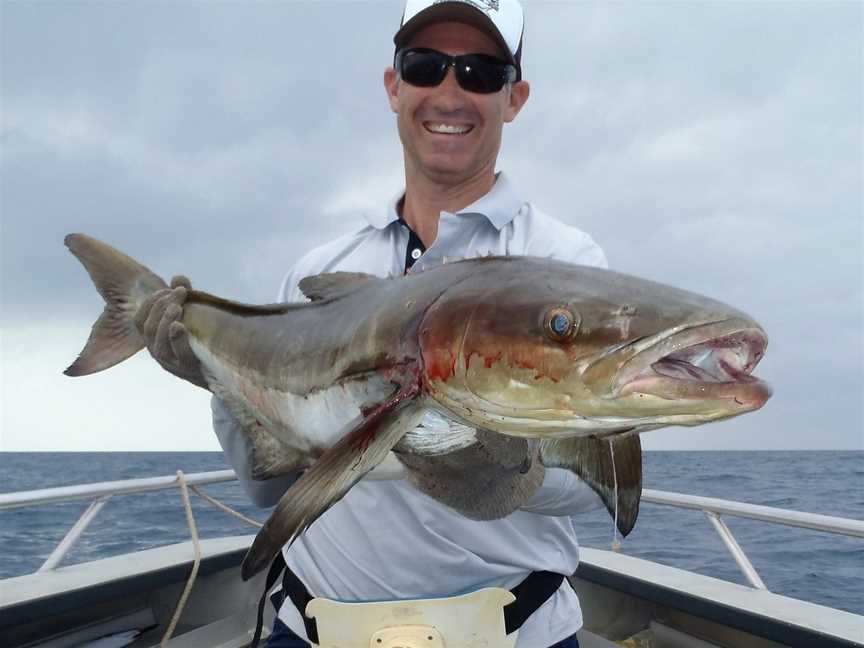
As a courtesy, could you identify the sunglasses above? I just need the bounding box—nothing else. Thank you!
[395,47,517,94]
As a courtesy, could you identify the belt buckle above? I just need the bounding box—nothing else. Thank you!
[368,625,444,648]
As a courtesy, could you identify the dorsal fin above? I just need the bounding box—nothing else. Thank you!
[298,272,380,302]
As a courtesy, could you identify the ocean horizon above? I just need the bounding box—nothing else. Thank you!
[2,450,862,615]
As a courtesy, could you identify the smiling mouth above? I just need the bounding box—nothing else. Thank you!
[423,122,473,135]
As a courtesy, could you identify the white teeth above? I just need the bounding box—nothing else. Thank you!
[425,122,471,134]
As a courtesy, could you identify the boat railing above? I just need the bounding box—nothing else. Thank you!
[641,489,864,589]
[1,471,862,591]
[0,470,246,573]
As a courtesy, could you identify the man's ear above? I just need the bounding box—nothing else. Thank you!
[503,80,530,123]
[384,67,400,114]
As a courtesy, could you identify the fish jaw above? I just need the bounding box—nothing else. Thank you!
[611,319,772,413]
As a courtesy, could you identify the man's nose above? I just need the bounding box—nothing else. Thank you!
[432,66,467,110]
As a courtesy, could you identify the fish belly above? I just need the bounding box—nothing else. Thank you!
[190,338,398,455]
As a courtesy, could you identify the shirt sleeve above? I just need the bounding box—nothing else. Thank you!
[212,260,309,508]
[520,467,604,515]
[212,396,299,508]
[521,204,609,269]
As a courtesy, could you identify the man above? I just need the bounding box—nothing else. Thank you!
[139,1,608,646]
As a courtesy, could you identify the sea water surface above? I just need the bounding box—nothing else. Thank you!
[1,451,861,615]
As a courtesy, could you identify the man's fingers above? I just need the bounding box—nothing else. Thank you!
[152,302,183,362]
[134,289,166,332]
[167,285,188,304]
[142,287,187,338]
[139,289,174,340]
[129,284,202,387]
[168,321,198,367]
[170,275,192,291]
[168,321,206,388]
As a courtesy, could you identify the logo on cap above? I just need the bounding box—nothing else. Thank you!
[433,0,500,13]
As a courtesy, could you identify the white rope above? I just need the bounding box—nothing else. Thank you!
[189,484,263,529]
[161,471,202,647]
[609,440,621,553]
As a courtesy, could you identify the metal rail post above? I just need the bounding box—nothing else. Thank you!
[704,510,767,590]
[38,495,113,572]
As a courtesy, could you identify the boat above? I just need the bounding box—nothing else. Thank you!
[1,469,861,648]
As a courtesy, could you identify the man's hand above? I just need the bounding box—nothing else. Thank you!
[134,275,208,389]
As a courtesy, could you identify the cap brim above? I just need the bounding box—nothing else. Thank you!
[394,3,515,67]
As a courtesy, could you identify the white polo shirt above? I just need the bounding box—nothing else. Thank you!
[215,173,609,647]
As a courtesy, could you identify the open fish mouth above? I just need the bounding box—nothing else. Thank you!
[617,323,771,409]
[653,329,765,383]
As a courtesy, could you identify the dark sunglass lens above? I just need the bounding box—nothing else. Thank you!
[400,50,447,87]
[457,54,511,93]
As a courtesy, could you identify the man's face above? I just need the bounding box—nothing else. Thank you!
[384,21,530,184]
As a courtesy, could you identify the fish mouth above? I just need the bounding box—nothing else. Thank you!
[615,319,771,410]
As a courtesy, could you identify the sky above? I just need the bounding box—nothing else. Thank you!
[1,1,861,451]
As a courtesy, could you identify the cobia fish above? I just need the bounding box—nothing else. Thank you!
[63,234,771,579]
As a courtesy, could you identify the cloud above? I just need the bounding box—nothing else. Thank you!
[1,323,214,451]
[1,1,861,450]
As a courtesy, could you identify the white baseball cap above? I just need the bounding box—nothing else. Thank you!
[394,0,525,80]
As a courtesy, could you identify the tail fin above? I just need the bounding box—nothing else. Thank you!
[64,233,168,376]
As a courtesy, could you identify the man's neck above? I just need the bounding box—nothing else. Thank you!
[399,169,496,248]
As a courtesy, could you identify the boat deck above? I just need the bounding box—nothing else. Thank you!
[1,535,861,648]
[1,470,861,647]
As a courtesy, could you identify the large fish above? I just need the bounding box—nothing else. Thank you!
[64,234,771,579]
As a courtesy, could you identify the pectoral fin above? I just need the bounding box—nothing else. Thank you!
[539,435,642,537]
[241,381,423,580]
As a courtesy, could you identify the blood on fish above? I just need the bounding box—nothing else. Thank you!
[511,358,559,384]
[419,321,459,382]
[483,351,503,369]
[424,349,456,381]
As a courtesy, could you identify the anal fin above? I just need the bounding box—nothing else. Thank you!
[539,435,642,536]
[241,380,423,580]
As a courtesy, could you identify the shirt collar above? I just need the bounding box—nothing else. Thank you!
[365,172,523,231]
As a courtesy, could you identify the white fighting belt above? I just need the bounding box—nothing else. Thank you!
[304,587,518,648]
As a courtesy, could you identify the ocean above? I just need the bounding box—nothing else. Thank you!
[1,451,861,615]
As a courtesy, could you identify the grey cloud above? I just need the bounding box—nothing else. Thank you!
[1,1,860,449]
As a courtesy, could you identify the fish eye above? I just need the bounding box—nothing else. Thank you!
[544,307,579,342]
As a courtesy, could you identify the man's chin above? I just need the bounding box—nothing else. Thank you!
[416,155,480,183]
[421,165,478,185]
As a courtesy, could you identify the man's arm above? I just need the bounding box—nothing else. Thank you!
[212,397,299,508]
[520,467,604,515]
